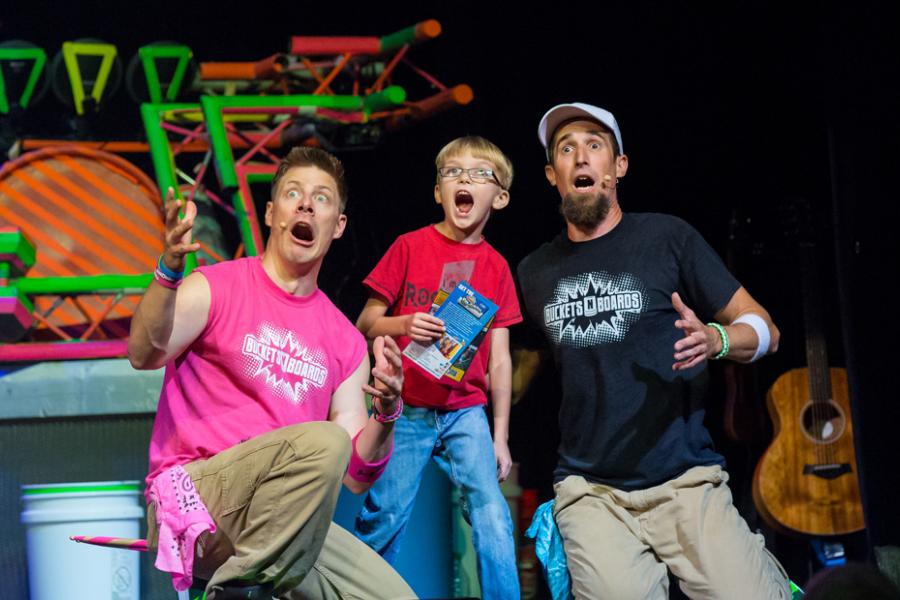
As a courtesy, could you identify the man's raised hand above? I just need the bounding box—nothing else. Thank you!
[363,336,404,415]
[162,187,201,272]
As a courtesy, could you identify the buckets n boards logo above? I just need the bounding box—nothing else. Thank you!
[543,271,646,348]
[241,322,328,404]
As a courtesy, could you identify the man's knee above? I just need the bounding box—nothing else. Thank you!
[286,421,351,472]
[568,560,667,600]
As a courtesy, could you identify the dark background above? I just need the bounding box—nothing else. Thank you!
[4,0,899,587]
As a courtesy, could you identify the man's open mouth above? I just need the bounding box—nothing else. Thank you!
[290,221,314,243]
[455,190,474,215]
[574,175,596,191]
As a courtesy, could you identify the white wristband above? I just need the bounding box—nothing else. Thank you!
[732,313,770,362]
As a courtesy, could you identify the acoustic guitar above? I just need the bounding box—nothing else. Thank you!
[752,202,864,536]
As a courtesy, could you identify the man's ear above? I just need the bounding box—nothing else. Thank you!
[332,214,348,240]
[544,164,558,187]
[615,154,629,178]
[264,201,273,227]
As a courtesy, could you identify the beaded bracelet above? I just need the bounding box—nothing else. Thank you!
[707,322,729,360]
[373,396,404,423]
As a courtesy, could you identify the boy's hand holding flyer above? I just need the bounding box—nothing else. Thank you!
[402,280,498,380]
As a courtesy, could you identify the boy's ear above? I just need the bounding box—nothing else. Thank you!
[434,184,443,204]
[492,189,510,211]
[264,201,273,227]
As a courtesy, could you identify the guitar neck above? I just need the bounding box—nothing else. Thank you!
[800,241,833,403]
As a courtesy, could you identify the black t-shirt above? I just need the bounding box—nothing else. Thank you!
[517,213,740,490]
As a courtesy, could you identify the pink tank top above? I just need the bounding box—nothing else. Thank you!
[147,257,366,485]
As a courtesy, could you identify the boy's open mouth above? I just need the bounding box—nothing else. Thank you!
[290,221,314,243]
[455,190,474,215]
[574,175,596,191]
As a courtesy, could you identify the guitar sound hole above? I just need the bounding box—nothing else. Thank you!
[801,401,845,443]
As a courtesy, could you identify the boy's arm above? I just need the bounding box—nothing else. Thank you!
[356,295,444,343]
[489,327,513,482]
[330,336,403,494]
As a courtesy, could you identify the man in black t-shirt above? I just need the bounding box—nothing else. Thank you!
[517,103,790,599]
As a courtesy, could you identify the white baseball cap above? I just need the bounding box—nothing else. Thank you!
[537,102,623,158]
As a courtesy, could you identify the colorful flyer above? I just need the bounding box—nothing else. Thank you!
[403,280,498,380]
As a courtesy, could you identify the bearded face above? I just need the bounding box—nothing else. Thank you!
[561,189,611,230]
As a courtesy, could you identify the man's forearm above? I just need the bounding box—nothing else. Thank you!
[356,415,395,460]
[342,411,397,494]
[708,316,779,364]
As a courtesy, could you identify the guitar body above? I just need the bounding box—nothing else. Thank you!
[753,367,864,536]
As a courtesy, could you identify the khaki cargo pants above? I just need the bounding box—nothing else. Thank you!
[554,465,791,600]
[148,421,416,599]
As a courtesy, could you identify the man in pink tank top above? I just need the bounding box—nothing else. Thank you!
[129,148,416,599]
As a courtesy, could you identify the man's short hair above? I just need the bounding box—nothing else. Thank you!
[435,135,514,190]
[271,147,348,212]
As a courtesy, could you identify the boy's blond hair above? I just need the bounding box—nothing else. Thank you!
[435,136,514,190]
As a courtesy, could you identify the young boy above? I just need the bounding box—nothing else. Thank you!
[353,136,522,599]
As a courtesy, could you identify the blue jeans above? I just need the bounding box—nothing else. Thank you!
[354,405,520,600]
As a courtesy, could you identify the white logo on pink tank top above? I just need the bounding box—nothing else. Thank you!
[241,321,329,405]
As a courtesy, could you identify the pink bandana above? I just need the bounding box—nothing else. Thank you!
[147,465,216,591]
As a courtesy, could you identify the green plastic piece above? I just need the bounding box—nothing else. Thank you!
[140,102,200,273]
[22,482,141,495]
[0,46,47,113]
[379,24,419,53]
[61,41,118,115]
[14,273,152,295]
[144,94,380,261]
[138,44,192,103]
[363,85,406,112]
[0,228,37,276]
[791,579,804,598]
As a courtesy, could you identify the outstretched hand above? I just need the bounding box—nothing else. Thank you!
[363,336,404,414]
[671,292,719,370]
[162,187,201,272]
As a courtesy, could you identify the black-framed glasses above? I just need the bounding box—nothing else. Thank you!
[437,166,502,187]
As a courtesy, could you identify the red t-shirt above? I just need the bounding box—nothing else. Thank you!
[364,225,522,410]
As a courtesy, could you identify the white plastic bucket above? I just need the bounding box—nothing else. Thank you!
[21,481,144,600]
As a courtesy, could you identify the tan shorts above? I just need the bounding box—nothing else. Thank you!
[148,421,416,599]
[554,465,791,600]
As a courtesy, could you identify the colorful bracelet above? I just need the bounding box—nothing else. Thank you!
[346,431,392,484]
[707,322,729,360]
[157,255,184,282]
[153,269,180,289]
[372,396,404,423]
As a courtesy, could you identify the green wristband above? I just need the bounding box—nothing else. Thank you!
[708,322,729,360]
